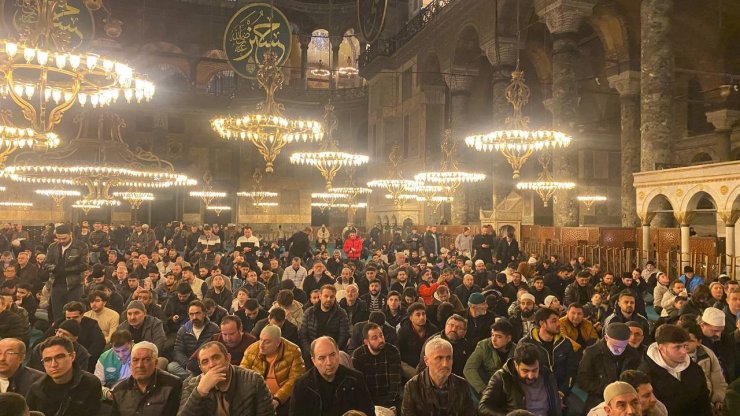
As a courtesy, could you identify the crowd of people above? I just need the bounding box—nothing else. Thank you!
[0,221,736,416]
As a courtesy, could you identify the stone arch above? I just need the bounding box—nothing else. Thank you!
[452,25,482,68]
[640,190,676,218]
[721,184,740,213]
[690,152,715,165]
[419,52,445,87]
[587,3,632,67]
[680,188,719,213]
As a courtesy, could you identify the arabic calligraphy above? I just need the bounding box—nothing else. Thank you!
[4,0,94,49]
[224,3,292,79]
[357,0,387,43]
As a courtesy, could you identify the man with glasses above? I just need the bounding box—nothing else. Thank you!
[29,319,90,372]
[110,341,182,416]
[27,336,101,415]
[0,338,44,395]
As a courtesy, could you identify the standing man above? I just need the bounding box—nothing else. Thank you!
[473,225,495,264]
[45,224,89,321]
[88,222,109,264]
[342,232,363,264]
[287,227,311,262]
[422,226,440,260]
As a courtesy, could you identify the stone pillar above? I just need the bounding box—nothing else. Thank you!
[640,0,675,171]
[445,67,478,224]
[535,0,597,227]
[608,71,641,227]
[675,211,694,269]
[706,109,740,161]
[719,211,738,274]
[331,44,341,90]
[299,35,311,88]
[642,224,651,260]
[483,37,518,207]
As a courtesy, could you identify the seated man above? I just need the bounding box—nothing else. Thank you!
[351,322,402,409]
[559,303,599,351]
[179,341,274,415]
[95,330,133,401]
[29,319,90,371]
[416,314,473,377]
[111,341,182,416]
[596,381,641,416]
[0,338,44,396]
[117,300,166,353]
[27,336,102,415]
[587,370,668,416]
[402,337,476,415]
[290,336,374,416]
[251,307,300,346]
[478,342,562,415]
[240,324,306,416]
[167,300,220,379]
[84,290,120,344]
[464,318,516,396]
[212,315,256,366]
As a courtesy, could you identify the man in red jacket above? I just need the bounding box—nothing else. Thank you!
[343,232,363,263]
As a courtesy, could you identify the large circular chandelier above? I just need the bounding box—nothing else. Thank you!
[0,1,154,144]
[415,129,485,195]
[35,188,81,207]
[290,102,368,189]
[237,170,278,211]
[516,155,575,207]
[0,124,60,166]
[368,143,420,205]
[577,195,607,210]
[112,191,154,210]
[465,70,571,179]
[211,51,323,173]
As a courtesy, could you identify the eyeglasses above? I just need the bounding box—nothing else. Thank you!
[42,353,72,365]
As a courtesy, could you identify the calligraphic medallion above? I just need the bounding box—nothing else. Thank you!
[357,0,387,43]
[223,3,292,79]
[1,0,95,50]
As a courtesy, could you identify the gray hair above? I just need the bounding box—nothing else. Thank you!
[131,341,158,358]
[260,324,282,340]
[424,337,453,357]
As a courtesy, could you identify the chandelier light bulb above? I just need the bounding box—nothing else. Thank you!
[68,54,80,69]
[36,49,48,65]
[55,53,66,69]
[5,42,17,58]
[23,47,35,62]
[86,54,98,70]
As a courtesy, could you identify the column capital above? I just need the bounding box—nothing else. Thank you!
[444,66,479,94]
[638,212,656,227]
[608,71,640,96]
[534,0,597,34]
[299,34,312,48]
[482,37,519,68]
[706,108,740,132]
[718,210,739,226]
[674,211,695,227]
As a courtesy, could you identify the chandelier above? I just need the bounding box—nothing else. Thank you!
[516,154,575,207]
[310,60,331,78]
[0,1,155,143]
[211,50,323,173]
[577,195,607,210]
[4,110,195,204]
[0,123,60,167]
[415,129,485,196]
[252,201,278,208]
[290,102,368,189]
[237,170,278,211]
[311,201,366,212]
[189,170,225,206]
[113,191,154,210]
[0,201,32,207]
[368,143,420,205]
[72,202,101,214]
[337,57,358,77]
[35,188,81,207]
[206,205,231,216]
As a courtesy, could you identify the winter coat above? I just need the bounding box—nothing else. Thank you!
[639,342,712,416]
[117,315,166,352]
[269,300,304,327]
[343,236,363,261]
[111,368,182,416]
[563,282,595,307]
[402,368,476,416]
[6,365,44,396]
[0,309,29,345]
[299,302,350,353]
[694,343,728,404]
[179,365,274,416]
[416,331,473,377]
[289,365,375,416]
[422,232,440,257]
[27,364,102,416]
[464,339,515,394]
[287,231,311,260]
[239,338,306,405]
[174,318,220,371]
[495,238,520,264]
[454,233,473,256]
[558,316,599,351]
[396,317,438,367]
[519,328,578,393]
[576,339,642,409]
[45,238,89,288]
[479,358,562,416]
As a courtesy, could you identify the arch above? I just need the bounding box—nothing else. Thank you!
[641,190,676,216]
[680,189,718,213]
[721,184,740,212]
[419,52,445,87]
[452,25,481,68]
[202,49,226,60]
[587,3,631,66]
[690,152,714,165]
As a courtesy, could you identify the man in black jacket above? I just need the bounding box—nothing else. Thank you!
[472,225,495,264]
[27,336,102,416]
[287,227,311,262]
[396,302,438,379]
[0,296,29,345]
[299,285,350,364]
[45,224,89,321]
[42,301,105,372]
[0,338,44,396]
[290,336,374,416]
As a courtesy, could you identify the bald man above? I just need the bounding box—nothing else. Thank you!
[0,338,44,395]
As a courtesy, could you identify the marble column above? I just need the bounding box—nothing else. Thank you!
[640,0,675,171]
[535,0,597,227]
[483,37,518,207]
[675,211,694,269]
[299,35,311,88]
[445,67,478,224]
[608,71,641,227]
[331,44,341,90]
[706,109,740,161]
[639,212,655,261]
[718,211,738,275]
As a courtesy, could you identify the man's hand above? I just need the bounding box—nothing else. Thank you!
[196,365,227,396]
[272,399,280,408]
[172,315,180,322]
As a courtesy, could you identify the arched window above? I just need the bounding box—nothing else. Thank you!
[206,70,236,96]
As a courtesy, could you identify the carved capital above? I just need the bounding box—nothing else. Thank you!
[638,212,656,226]
[674,211,696,227]
[535,0,598,34]
[608,71,640,97]
[444,66,479,94]
[482,37,519,68]
[705,109,740,132]
[718,210,739,226]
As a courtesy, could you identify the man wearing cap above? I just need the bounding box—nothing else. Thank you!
[626,321,648,356]
[598,381,641,416]
[117,300,166,353]
[465,292,496,344]
[698,306,736,381]
[111,341,182,416]
[29,319,90,371]
[578,323,642,409]
[639,324,712,416]
[44,224,89,321]
[587,369,668,416]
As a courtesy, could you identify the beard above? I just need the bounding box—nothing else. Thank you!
[521,376,538,385]
[521,309,534,318]
[191,318,203,327]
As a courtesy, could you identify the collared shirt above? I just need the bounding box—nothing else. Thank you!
[61,240,73,255]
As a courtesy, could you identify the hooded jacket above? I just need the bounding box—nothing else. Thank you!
[638,342,712,416]
[478,358,562,416]
[464,339,515,394]
[692,343,728,404]
[519,327,578,393]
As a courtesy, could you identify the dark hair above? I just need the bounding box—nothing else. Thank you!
[245,299,260,311]
[513,342,540,366]
[534,307,559,326]
[276,289,294,307]
[188,300,205,312]
[617,290,636,302]
[492,318,514,337]
[268,307,286,323]
[437,302,455,326]
[567,303,583,312]
[655,324,690,344]
[15,283,32,292]
[619,370,652,389]
[576,271,591,279]
[182,266,193,273]
[38,336,74,354]
[387,290,400,300]
[90,290,108,303]
[407,302,426,316]
[362,322,381,339]
[197,341,227,360]
[403,287,417,298]
[532,276,544,282]
[319,284,337,294]
[202,298,216,309]
[220,315,243,331]
[110,330,133,347]
[369,311,386,325]
[0,392,28,416]
[63,301,86,314]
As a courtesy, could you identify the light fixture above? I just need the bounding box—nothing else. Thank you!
[206,205,231,216]
[74,198,121,207]
[112,191,155,210]
[253,202,279,207]
[415,129,486,197]
[211,50,323,173]
[577,195,607,210]
[368,143,421,205]
[0,124,60,167]
[290,102,369,189]
[189,170,226,206]
[516,155,575,207]
[237,170,278,212]
[35,189,81,207]
[310,60,331,78]
[337,56,358,77]
[311,202,366,209]
[0,201,32,207]
[72,203,102,214]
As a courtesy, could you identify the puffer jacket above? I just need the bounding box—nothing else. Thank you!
[519,328,578,393]
[180,365,274,416]
[479,358,562,416]
[45,238,89,288]
[402,368,477,416]
[558,316,599,351]
[239,338,305,405]
[576,338,642,409]
[173,318,220,371]
[299,303,350,353]
[464,339,515,394]
[694,343,728,405]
